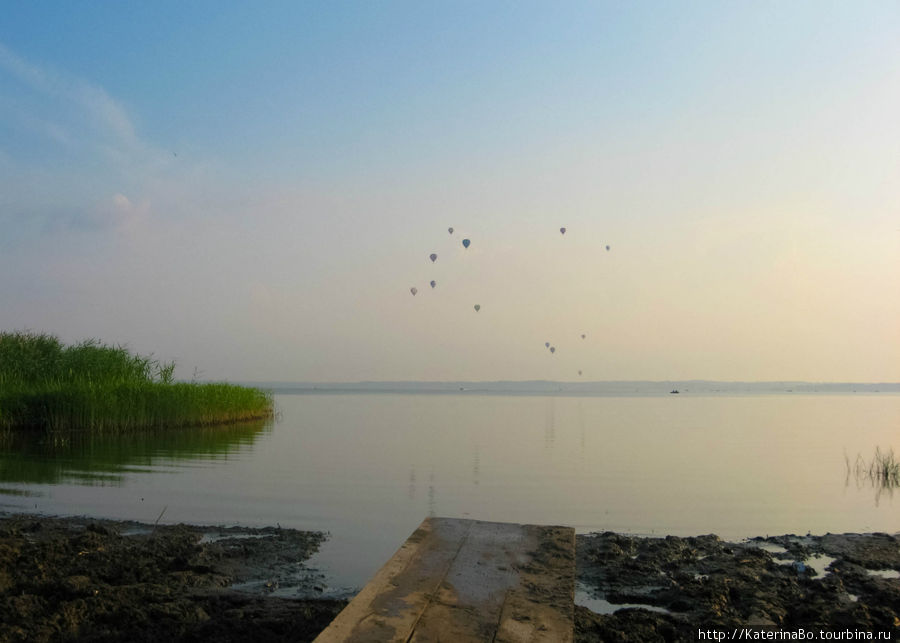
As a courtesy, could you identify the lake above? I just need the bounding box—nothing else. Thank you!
[1,386,898,596]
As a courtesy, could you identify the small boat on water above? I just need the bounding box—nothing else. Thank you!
[670,389,680,394]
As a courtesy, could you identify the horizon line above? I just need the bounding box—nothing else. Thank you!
[216,379,900,389]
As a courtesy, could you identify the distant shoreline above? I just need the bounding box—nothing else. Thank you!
[232,380,900,397]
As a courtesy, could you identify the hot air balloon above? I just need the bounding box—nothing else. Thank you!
[545,342,550,348]
[474,304,480,312]
[462,238,471,249]
[550,346,556,354]
[581,334,586,339]
[578,370,582,376]
[429,253,437,262]
[560,227,566,235]
[605,245,610,251]
[430,280,436,288]
[410,287,418,296]
[448,227,454,234]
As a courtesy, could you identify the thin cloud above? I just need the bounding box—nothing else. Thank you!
[0,41,136,147]
[13,109,76,147]
[0,40,208,241]
[101,192,149,229]
[0,41,264,248]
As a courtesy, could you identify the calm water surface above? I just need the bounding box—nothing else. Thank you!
[1,392,898,593]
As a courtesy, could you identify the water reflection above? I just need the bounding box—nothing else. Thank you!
[544,398,556,448]
[1,392,898,596]
[845,448,899,506]
[427,470,436,517]
[0,419,272,489]
[577,399,586,453]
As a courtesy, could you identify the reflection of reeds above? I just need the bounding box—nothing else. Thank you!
[845,447,899,505]
[0,418,272,485]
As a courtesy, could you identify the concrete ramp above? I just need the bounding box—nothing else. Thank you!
[313,517,575,643]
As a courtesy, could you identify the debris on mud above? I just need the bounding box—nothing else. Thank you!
[0,514,345,643]
[574,531,900,641]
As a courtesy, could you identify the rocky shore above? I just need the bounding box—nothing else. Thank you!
[1,514,897,642]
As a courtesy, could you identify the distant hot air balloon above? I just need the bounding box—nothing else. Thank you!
[605,245,610,251]
[474,304,480,312]
[448,227,454,234]
[560,227,566,235]
[430,280,436,288]
[462,238,471,249]
[550,346,556,354]
[578,370,582,376]
[545,342,550,348]
[581,334,586,339]
[429,253,437,262]
[410,287,418,296]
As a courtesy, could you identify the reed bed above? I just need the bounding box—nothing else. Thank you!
[0,331,272,432]
[844,447,900,490]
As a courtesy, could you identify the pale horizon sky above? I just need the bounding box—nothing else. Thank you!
[2,2,898,383]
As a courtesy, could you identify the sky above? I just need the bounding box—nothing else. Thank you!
[1,1,898,383]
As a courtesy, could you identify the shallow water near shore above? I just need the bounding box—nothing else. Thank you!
[1,389,898,595]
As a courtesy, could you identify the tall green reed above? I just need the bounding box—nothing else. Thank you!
[0,331,271,432]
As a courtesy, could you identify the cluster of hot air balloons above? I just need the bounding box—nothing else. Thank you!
[408,226,479,311]
[408,225,613,377]
[542,331,590,375]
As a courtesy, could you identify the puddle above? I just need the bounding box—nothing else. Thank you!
[763,550,835,578]
[803,554,836,577]
[575,582,671,615]
[114,527,277,542]
[120,526,153,536]
[575,592,671,615]
[199,532,272,544]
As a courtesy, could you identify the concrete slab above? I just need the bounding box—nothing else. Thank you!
[313,517,575,643]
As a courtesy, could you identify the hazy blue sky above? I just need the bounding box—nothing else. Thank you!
[2,2,898,382]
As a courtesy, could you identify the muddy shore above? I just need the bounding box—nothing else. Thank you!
[1,514,898,642]
[575,531,900,641]
[0,514,343,643]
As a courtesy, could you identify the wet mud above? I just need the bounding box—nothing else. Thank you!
[575,531,900,641]
[0,514,345,643]
[3,513,897,642]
